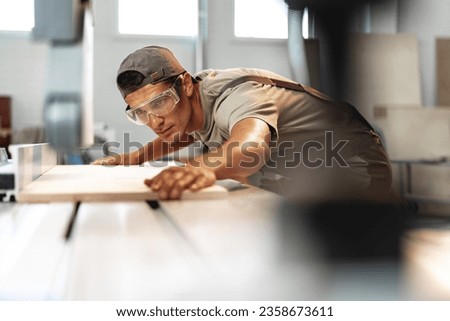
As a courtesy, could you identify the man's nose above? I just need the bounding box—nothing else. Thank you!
[149,113,164,128]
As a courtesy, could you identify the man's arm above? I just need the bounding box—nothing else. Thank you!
[91,134,195,165]
[189,117,271,180]
[145,117,272,199]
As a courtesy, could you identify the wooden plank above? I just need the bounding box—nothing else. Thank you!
[17,165,228,203]
[343,33,422,122]
[0,96,11,157]
[0,96,11,128]
[410,163,450,200]
[437,38,450,106]
[374,106,450,161]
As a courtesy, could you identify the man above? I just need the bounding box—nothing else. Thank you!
[93,45,392,201]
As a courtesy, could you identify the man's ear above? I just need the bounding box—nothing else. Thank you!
[182,74,195,97]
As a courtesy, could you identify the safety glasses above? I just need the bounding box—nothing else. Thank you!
[125,76,181,125]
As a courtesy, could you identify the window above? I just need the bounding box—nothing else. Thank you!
[302,7,310,39]
[0,0,34,31]
[118,0,198,37]
[234,0,288,39]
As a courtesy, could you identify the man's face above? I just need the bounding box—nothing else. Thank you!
[125,76,191,142]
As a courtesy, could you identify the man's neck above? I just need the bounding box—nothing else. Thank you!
[188,83,204,132]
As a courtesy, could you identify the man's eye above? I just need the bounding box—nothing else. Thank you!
[150,96,169,110]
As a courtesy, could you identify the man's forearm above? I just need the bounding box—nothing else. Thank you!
[136,136,195,164]
[186,139,268,180]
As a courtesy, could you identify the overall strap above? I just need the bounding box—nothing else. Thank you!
[218,75,306,97]
[217,74,375,131]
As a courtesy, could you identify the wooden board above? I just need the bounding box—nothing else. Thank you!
[17,165,228,203]
[343,33,422,122]
[0,96,11,157]
[437,38,450,106]
[374,105,450,161]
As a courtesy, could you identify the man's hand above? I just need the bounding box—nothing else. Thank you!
[90,153,139,166]
[144,166,216,200]
[91,155,123,165]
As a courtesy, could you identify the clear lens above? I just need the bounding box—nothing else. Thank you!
[125,87,180,125]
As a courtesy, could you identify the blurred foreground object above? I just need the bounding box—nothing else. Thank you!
[278,199,409,300]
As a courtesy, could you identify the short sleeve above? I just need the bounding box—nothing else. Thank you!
[214,81,279,142]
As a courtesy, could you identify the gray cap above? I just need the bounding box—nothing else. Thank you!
[117,45,185,97]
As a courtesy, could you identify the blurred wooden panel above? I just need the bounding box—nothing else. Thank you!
[374,105,450,161]
[0,96,11,128]
[411,163,450,200]
[343,33,422,122]
[437,38,450,106]
[0,96,11,157]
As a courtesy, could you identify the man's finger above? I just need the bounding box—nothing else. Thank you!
[169,173,197,199]
[156,170,186,200]
[189,175,213,191]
